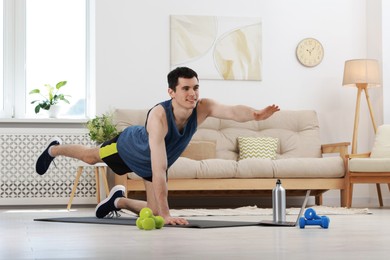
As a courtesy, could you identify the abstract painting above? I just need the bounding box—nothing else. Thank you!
[170,15,262,81]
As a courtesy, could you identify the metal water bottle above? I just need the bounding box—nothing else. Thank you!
[272,179,286,222]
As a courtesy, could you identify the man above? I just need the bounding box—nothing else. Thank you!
[36,67,279,225]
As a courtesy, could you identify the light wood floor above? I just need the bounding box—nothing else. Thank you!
[1,206,390,260]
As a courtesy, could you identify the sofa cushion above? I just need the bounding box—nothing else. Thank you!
[127,156,344,179]
[128,157,203,180]
[129,157,273,179]
[370,124,390,158]
[238,136,278,160]
[192,110,322,160]
[196,159,238,179]
[349,158,390,172]
[127,157,200,180]
[273,157,345,178]
[113,108,148,131]
[180,140,216,160]
[168,157,199,178]
[168,158,238,179]
[237,158,274,178]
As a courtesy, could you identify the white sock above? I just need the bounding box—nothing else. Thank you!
[48,146,55,157]
[114,198,121,209]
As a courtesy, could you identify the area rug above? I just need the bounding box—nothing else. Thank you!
[123,206,371,217]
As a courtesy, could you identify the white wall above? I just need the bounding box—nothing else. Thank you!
[383,1,390,124]
[95,0,388,206]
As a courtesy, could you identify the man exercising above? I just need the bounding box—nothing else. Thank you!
[36,67,280,225]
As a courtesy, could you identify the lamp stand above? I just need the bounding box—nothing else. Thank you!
[352,83,382,206]
[351,83,378,154]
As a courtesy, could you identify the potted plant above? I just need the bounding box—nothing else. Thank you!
[29,80,71,117]
[86,112,120,144]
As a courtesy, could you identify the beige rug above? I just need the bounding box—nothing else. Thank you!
[169,206,371,217]
[122,206,371,217]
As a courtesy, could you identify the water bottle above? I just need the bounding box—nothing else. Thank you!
[272,179,286,222]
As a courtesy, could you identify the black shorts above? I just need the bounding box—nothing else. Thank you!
[99,135,153,182]
[99,135,131,175]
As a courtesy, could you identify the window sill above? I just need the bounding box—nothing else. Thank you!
[0,117,89,129]
[0,118,89,124]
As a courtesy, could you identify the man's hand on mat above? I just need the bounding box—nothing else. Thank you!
[164,216,189,225]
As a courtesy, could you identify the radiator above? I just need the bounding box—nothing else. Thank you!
[0,128,99,205]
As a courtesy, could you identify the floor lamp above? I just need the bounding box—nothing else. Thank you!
[342,59,381,154]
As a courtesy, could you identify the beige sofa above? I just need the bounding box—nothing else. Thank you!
[113,108,349,206]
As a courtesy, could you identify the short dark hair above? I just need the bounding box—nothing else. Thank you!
[167,67,198,91]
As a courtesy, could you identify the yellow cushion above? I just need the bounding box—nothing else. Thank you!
[181,140,216,160]
[238,137,278,160]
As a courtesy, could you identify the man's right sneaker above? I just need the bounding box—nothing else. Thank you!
[35,137,62,175]
[95,185,125,218]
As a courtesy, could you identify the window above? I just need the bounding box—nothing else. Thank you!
[1,0,94,119]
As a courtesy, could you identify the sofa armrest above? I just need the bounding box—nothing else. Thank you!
[345,152,371,159]
[321,142,350,156]
[321,142,350,177]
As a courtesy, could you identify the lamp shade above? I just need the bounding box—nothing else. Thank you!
[342,59,381,87]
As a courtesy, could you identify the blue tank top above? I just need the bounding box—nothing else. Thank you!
[116,99,198,179]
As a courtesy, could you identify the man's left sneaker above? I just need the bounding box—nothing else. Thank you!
[35,137,62,175]
[95,185,125,218]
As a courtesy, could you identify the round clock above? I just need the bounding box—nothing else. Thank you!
[296,38,324,67]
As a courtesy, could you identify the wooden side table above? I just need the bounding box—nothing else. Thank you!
[67,162,110,210]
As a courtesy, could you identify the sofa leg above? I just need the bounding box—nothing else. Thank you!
[346,183,354,208]
[376,184,383,207]
[315,194,323,205]
[340,189,347,207]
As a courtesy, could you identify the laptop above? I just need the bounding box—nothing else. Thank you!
[259,190,311,227]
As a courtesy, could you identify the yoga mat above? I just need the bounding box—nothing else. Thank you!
[34,217,261,229]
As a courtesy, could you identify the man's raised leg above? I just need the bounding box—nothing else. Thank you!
[36,137,102,175]
[35,137,62,175]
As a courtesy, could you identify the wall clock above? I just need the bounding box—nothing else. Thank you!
[296,38,324,67]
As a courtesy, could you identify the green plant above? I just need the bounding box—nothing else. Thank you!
[86,112,119,143]
[29,81,71,114]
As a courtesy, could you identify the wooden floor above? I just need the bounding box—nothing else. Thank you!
[1,206,390,259]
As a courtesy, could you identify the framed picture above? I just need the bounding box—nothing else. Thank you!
[170,15,262,81]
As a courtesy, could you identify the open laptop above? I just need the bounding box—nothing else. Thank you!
[259,190,311,227]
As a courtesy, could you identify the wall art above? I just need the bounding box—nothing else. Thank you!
[170,15,262,81]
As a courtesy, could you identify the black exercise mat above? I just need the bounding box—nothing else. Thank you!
[34,216,261,229]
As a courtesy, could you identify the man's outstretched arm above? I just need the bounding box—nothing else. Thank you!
[198,98,280,122]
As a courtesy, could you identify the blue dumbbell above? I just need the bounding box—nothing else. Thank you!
[304,208,321,220]
[299,208,330,229]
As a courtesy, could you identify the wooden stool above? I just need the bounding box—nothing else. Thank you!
[67,162,110,210]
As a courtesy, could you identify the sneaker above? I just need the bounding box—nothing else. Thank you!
[95,185,125,218]
[35,137,62,175]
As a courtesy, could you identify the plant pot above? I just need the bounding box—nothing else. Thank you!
[48,105,61,118]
